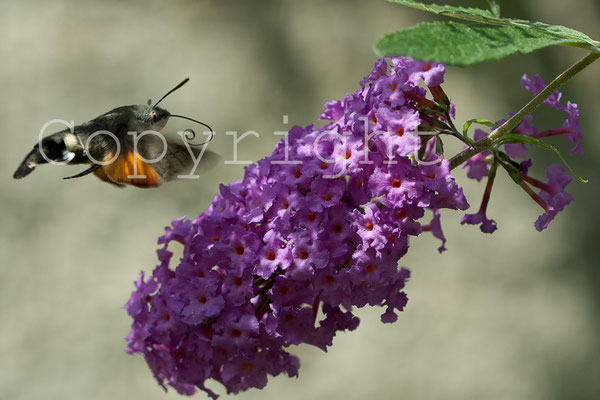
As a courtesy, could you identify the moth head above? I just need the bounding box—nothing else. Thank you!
[131,104,171,131]
[148,105,171,130]
[137,78,190,131]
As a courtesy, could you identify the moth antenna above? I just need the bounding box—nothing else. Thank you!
[152,78,190,110]
[170,114,215,146]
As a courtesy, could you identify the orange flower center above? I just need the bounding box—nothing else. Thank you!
[279,285,291,295]
[298,250,309,260]
[231,329,242,338]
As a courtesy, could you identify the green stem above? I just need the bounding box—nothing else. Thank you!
[449,51,600,170]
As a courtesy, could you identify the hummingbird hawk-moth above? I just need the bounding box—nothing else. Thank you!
[13,78,219,188]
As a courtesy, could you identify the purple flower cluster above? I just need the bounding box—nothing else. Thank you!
[461,73,582,233]
[124,57,469,398]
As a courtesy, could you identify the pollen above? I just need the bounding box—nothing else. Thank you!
[345,150,352,159]
[365,264,376,274]
[266,251,276,261]
[323,193,332,201]
[395,127,404,137]
[391,179,402,188]
[234,245,245,255]
[365,221,374,231]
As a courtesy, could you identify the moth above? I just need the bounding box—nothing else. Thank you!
[13,78,219,188]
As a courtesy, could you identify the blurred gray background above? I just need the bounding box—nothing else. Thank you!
[1,1,599,399]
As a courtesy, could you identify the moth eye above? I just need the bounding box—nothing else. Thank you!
[151,112,158,123]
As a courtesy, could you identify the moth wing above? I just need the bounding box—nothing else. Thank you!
[93,167,125,188]
[137,135,220,182]
[100,146,162,188]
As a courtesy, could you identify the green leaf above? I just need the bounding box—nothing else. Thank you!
[496,151,523,184]
[386,0,599,47]
[375,21,586,67]
[494,134,587,183]
[387,0,496,20]
[487,1,500,18]
[463,118,496,138]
